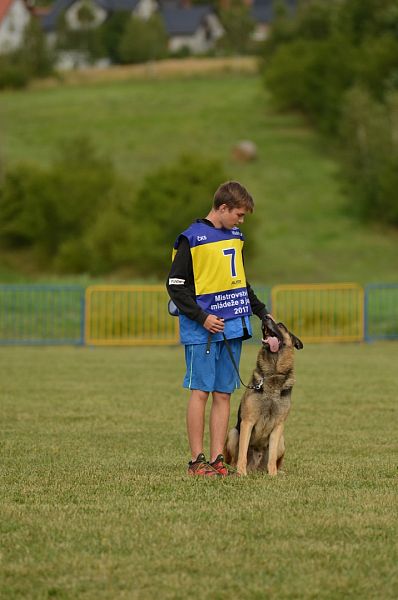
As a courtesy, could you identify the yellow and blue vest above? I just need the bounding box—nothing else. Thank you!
[173,221,252,344]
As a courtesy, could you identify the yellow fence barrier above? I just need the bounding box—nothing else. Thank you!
[271,283,364,343]
[85,283,365,346]
[85,285,179,346]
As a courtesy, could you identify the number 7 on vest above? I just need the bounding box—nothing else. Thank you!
[222,248,237,277]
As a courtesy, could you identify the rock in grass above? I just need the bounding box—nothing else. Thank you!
[232,140,257,162]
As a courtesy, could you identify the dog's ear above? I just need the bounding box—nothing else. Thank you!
[290,332,304,350]
[275,322,303,349]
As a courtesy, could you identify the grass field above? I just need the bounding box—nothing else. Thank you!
[0,70,397,284]
[1,342,397,599]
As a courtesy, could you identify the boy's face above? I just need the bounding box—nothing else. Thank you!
[219,205,248,229]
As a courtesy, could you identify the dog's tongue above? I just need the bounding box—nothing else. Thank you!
[263,336,280,353]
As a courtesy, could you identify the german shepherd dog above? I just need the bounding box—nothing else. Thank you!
[224,318,303,476]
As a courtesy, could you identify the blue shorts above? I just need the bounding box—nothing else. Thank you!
[183,338,242,394]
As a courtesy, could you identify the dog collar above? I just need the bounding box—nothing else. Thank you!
[253,377,264,392]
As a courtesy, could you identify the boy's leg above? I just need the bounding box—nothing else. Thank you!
[209,338,242,465]
[209,391,231,462]
[186,389,209,461]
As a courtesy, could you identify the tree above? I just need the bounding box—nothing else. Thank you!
[99,11,131,63]
[218,0,255,55]
[18,19,55,77]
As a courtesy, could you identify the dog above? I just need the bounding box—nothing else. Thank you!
[224,318,303,476]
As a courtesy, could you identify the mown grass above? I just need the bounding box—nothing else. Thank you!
[1,342,397,599]
[0,71,397,284]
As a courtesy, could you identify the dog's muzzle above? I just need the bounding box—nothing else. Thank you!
[261,316,284,352]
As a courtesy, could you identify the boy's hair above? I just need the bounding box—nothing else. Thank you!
[213,181,254,213]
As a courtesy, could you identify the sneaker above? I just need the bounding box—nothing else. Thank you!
[210,454,237,477]
[187,453,221,477]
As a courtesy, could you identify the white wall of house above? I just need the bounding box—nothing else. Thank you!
[251,23,270,42]
[206,14,223,41]
[169,15,223,55]
[0,0,31,54]
[65,0,107,30]
[168,26,210,54]
[134,0,158,20]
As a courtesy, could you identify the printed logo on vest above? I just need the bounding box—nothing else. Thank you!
[196,235,207,242]
[169,278,185,285]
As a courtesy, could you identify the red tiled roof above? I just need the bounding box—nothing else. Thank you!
[0,0,15,24]
[32,6,51,16]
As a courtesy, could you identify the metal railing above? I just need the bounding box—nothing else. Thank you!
[365,284,398,341]
[271,283,364,343]
[0,282,396,346]
[0,285,84,345]
[85,285,179,346]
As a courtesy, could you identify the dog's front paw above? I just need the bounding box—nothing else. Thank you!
[267,464,278,476]
[237,463,247,476]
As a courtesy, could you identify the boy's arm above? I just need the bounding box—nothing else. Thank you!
[247,281,283,342]
[166,237,208,325]
[246,281,269,320]
[242,249,272,320]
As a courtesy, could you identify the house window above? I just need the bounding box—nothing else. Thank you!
[77,1,96,26]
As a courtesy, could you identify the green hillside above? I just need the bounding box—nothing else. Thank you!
[0,72,397,284]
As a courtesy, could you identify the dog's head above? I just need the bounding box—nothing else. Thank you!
[261,317,304,352]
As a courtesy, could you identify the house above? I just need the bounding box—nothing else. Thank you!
[250,0,296,42]
[0,0,31,54]
[41,0,157,35]
[160,4,223,54]
[40,0,159,67]
[41,0,223,56]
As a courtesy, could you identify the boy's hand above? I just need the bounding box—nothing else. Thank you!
[203,315,224,333]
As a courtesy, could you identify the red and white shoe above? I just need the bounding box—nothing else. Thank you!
[210,454,238,477]
[187,454,221,477]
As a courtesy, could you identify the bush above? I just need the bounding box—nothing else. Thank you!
[131,155,230,276]
[264,36,356,132]
[0,19,55,90]
[356,34,398,99]
[261,0,335,58]
[118,15,168,64]
[0,145,244,276]
[0,57,29,89]
[262,0,398,131]
[262,0,398,227]
[340,87,398,225]
[67,181,137,275]
[0,163,57,253]
[170,46,192,60]
[0,137,129,271]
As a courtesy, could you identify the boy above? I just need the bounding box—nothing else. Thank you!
[167,181,280,476]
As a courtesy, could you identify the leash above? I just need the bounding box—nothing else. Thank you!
[206,332,264,392]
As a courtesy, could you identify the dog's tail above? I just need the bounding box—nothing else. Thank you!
[224,428,239,467]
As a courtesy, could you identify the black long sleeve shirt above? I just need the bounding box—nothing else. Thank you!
[166,219,269,325]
